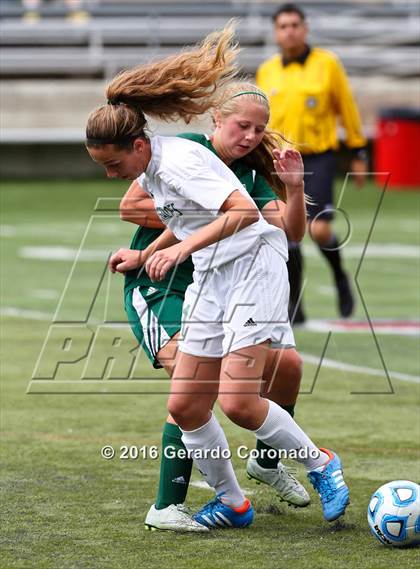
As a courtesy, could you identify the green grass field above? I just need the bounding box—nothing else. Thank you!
[1,178,419,568]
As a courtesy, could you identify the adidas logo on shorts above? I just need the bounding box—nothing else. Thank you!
[146,286,158,296]
[243,318,257,327]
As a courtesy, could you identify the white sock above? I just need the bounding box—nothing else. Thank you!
[253,400,329,471]
[181,413,245,508]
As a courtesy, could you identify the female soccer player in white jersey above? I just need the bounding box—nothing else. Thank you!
[119,82,310,532]
[86,25,350,530]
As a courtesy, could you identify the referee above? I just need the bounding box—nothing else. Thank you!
[256,3,368,323]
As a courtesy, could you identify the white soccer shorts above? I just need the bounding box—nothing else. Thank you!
[179,240,295,358]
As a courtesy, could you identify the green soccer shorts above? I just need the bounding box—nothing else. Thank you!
[124,286,183,369]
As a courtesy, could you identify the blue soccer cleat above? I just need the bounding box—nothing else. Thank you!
[193,496,254,529]
[308,448,350,522]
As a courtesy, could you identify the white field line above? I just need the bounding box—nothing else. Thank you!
[304,319,419,337]
[317,285,335,295]
[189,480,212,490]
[304,244,419,259]
[189,480,256,495]
[15,243,420,261]
[0,225,18,237]
[1,307,54,321]
[32,289,60,300]
[1,222,124,238]
[19,246,110,262]
[301,353,420,384]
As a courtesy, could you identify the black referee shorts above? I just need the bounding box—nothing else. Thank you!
[302,150,336,221]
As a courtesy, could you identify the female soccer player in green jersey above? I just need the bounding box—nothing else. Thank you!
[119,81,311,532]
[86,25,350,532]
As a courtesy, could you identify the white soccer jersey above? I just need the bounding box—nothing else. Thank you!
[139,135,288,271]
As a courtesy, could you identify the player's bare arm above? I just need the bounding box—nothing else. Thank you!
[272,148,306,241]
[109,248,144,273]
[110,228,180,274]
[120,180,165,228]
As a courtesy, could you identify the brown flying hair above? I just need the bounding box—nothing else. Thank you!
[86,23,239,148]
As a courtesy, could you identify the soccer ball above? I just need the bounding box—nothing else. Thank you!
[367,480,420,547]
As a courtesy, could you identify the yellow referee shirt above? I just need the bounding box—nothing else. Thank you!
[256,47,366,155]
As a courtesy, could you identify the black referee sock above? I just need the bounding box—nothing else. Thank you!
[318,235,345,282]
[319,234,355,317]
[287,242,305,323]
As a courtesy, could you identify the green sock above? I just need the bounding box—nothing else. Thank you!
[256,404,296,469]
[155,422,193,510]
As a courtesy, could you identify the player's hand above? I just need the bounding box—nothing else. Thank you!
[109,248,143,273]
[350,158,368,188]
[273,148,304,189]
[145,244,189,282]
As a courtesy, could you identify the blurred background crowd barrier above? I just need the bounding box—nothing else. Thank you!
[0,0,419,181]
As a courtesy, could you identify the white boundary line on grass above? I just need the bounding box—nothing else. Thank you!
[11,243,420,260]
[1,307,54,321]
[301,353,420,384]
[303,318,419,337]
[189,480,256,495]
[305,243,420,259]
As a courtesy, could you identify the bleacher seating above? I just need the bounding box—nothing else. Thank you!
[1,1,419,79]
[0,0,418,169]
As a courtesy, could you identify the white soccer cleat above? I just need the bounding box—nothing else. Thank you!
[246,457,310,507]
[144,503,209,532]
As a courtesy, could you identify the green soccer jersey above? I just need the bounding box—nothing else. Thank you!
[124,133,277,294]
